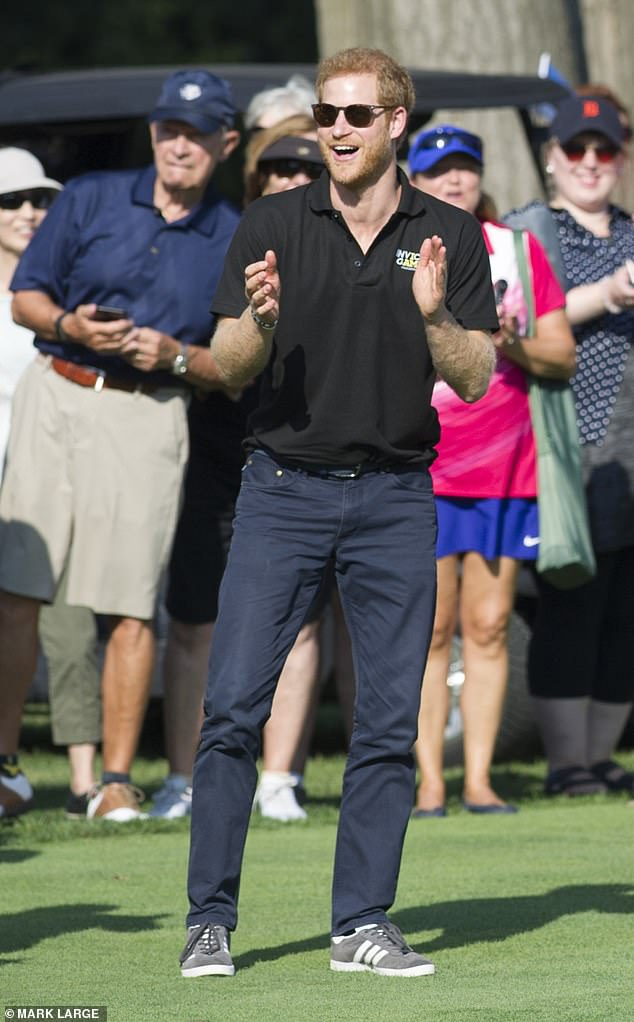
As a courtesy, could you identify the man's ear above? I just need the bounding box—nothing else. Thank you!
[220,130,241,162]
[389,107,408,143]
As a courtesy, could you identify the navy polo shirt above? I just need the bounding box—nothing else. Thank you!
[11,166,240,384]
[212,168,498,465]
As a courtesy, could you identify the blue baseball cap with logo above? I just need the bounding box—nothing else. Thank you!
[149,69,237,134]
[549,95,624,148]
[408,124,484,174]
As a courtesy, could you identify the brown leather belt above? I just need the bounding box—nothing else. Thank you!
[50,356,161,395]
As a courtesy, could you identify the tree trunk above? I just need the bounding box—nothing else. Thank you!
[580,0,634,209]
[313,0,633,214]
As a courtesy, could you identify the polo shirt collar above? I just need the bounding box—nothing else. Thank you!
[308,165,428,219]
[131,165,226,235]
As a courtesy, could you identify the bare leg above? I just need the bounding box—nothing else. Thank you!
[67,743,97,795]
[253,621,322,822]
[162,618,213,777]
[414,556,458,812]
[0,590,41,754]
[460,553,520,807]
[262,619,321,774]
[101,616,154,775]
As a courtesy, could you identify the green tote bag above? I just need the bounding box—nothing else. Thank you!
[513,230,596,589]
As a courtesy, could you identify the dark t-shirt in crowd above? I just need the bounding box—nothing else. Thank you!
[187,384,260,472]
[211,168,498,467]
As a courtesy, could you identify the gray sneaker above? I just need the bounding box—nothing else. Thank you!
[330,921,435,977]
[180,923,235,978]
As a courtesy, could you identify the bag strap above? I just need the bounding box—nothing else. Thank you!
[512,229,536,337]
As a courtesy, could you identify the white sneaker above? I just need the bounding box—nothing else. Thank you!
[149,775,192,819]
[86,782,147,822]
[0,766,33,818]
[254,771,307,822]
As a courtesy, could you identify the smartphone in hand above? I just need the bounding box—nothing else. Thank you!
[92,305,129,321]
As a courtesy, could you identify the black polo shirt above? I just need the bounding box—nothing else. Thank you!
[211,168,498,466]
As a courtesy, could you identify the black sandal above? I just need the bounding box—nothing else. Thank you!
[544,766,607,796]
[591,760,634,792]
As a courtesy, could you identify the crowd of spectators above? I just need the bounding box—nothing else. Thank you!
[0,65,632,828]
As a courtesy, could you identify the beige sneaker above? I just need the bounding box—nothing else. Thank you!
[86,782,146,822]
[0,765,33,818]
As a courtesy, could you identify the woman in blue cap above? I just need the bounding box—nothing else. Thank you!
[408,124,575,815]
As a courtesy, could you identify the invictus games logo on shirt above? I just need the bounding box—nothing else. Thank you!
[395,249,420,271]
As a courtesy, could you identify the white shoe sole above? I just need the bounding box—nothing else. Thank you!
[259,807,307,822]
[181,963,235,977]
[91,808,148,822]
[330,960,435,976]
[148,804,191,819]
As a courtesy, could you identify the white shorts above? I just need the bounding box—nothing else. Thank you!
[0,356,189,618]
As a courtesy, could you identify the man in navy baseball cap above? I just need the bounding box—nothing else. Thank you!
[408,124,484,175]
[149,69,237,133]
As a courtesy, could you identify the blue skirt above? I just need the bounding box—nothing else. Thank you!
[436,496,539,561]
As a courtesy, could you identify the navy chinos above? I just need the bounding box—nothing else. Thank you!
[186,449,437,935]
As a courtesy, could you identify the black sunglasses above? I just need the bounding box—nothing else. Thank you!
[260,158,322,180]
[312,103,396,128]
[0,189,58,211]
[559,139,621,164]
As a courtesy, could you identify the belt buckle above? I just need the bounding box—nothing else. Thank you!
[93,370,106,393]
[333,464,362,479]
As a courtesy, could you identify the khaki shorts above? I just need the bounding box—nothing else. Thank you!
[0,356,188,619]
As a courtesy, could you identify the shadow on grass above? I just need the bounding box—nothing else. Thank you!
[0,903,167,964]
[233,883,634,969]
[394,883,634,951]
[0,848,40,863]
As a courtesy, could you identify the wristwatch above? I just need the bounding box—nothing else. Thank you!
[171,343,189,376]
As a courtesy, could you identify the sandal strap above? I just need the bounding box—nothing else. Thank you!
[591,760,634,791]
[544,766,602,795]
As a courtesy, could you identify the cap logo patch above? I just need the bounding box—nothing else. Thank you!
[583,99,600,118]
[297,145,310,156]
[179,83,202,101]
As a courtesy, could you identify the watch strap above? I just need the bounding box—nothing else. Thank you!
[55,311,71,342]
[171,343,189,376]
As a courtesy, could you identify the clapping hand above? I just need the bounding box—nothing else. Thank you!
[412,235,448,321]
[244,249,280,328]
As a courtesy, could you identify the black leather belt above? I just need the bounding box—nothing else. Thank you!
[278,459,397,480]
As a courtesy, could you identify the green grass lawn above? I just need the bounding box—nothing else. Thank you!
[1,706,633,1022]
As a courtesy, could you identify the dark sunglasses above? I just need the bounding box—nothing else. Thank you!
[260,158,322,180]
[312,103,396,128]
[414,127,483,159]
[559,139,621,163]
[0,189,58,211]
